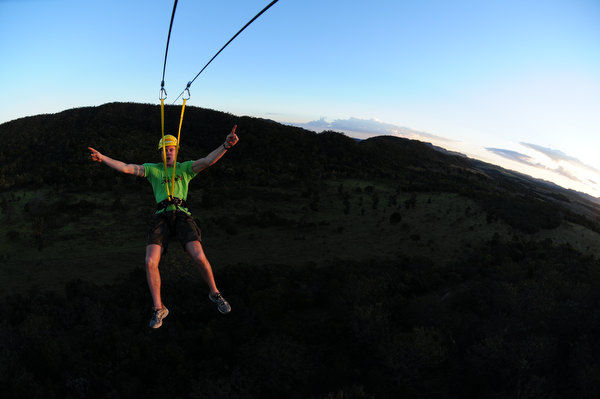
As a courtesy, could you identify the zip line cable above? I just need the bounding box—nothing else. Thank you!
[172,0,280,104]
[157,0,279,200]
[159,0,180,201]
[160,0,179,99]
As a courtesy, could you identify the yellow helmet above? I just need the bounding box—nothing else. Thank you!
[157,135,178,150]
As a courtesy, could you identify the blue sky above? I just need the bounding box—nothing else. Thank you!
[1,0,599,196]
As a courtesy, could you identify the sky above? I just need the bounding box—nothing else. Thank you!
[1,0,599,196]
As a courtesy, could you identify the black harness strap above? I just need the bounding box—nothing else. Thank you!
[156,197,188,212]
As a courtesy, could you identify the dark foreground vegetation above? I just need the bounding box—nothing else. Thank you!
[2,103,600,398]
[3,242,600,398]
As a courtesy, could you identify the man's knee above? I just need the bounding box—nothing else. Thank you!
[186,241,208,263]
[146,255,160,270]
[193,252,209,266]
[146,245,162,269]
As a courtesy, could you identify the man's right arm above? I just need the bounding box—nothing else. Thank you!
[88,147,145,177]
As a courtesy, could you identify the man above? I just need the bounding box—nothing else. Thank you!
[88,126,239,328]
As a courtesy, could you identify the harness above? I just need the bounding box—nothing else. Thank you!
[156,197,188,213]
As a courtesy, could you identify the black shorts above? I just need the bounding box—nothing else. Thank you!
[146,211,202,253]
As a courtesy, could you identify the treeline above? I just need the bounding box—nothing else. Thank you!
[0,102,477,190]
[2,239,600,398]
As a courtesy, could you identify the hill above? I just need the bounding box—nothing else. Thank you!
[1,102,600,398]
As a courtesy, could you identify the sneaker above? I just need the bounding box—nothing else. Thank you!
[149,305,169,329]
[209,292,231,314]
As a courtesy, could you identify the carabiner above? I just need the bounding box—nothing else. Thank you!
[160,87,168,100]
[183,81,191,100]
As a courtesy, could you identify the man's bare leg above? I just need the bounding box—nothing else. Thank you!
[186,240,231,313]
[185,240,218,294]
[145,244,164,308]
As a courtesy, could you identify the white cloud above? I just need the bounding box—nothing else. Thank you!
[520,142,600,175]
[293,116,456,144]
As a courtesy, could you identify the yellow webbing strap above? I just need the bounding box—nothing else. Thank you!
[169,97,187,198]
[160,97,172,201]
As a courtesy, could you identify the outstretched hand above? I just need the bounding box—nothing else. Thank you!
[88,147,103,163]
[225,125,239,148]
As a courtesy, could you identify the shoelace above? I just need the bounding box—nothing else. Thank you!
[212,293,223,301]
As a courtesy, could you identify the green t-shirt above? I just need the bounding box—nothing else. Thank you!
[143,161,198,214]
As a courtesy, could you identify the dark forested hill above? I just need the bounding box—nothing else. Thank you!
[0,102,476,189]
[2,102,598,235]
[1,102,600,398]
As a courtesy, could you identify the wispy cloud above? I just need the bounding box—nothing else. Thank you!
[520,142,600,175]
[554,165,582,182]
[486,143,600,184]
[485,148,542,167]
[293,117,456,144]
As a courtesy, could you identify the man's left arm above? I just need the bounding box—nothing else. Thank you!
[192,125,239,173]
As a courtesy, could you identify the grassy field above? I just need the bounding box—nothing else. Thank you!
[3,175,599,296]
